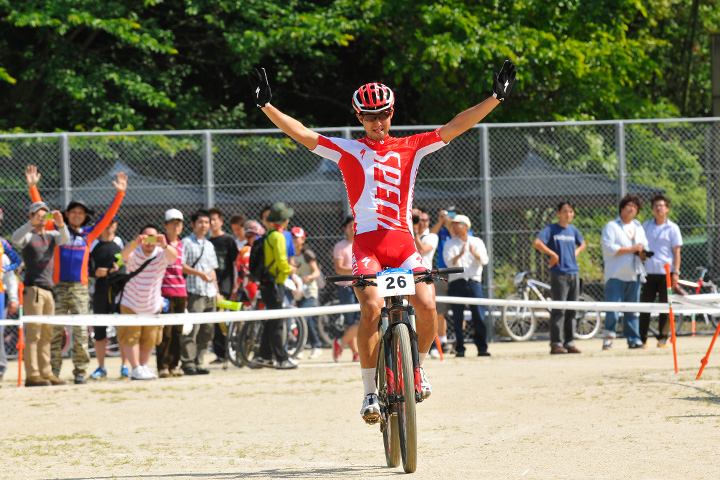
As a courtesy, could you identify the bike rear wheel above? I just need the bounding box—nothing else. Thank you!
[378,333,401,468]
[237,321,263,366]
[393,323,417,473]
[501,293,538,341]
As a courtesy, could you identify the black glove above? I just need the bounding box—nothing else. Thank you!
[492,59,516,101]
[248,67,272,108]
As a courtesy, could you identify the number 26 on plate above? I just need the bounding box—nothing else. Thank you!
[377,268,416,297]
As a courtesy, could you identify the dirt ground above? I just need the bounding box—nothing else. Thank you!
[2,335,720,480]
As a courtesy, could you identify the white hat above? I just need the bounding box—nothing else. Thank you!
[452,214,471,228]
[164,208,183,222]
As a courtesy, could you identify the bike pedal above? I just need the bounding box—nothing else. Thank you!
[363,413,380,425]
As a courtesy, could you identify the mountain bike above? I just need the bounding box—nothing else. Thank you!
[326,266,463,474]
[501,271,600,341]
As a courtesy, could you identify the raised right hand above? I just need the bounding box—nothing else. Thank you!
[492,60,516,102]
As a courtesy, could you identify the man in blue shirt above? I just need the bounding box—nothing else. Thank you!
[533,201,586,354]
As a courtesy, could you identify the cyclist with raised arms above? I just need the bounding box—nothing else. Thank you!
[249,61,516,423]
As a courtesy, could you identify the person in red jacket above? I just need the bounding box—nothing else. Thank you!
[25,165,127,384]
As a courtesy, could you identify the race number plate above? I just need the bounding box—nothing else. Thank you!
[377,268,415,297]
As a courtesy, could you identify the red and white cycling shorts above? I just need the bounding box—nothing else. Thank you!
[352,229,430,276]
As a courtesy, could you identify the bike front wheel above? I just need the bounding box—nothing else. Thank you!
[574,294,602,339]
[393,323,417,473]
[225,321,244,368]
[378,333,401,468]
[317,299,345,346]
[501,293,538,341]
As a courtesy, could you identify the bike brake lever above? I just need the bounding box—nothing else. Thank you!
[352,278,377,290]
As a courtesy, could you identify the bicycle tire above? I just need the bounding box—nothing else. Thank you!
[501,293,538,341]
[317,299,345,346]
[574,294,602,339]
[393,323,417,473]
[225,321,244,368]
[284,316,308,359]
[237,321,264,366]
[378,334,401,468]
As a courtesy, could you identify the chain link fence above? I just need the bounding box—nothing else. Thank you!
[1,118,719,344]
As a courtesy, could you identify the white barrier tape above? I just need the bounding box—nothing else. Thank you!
[7,303,362,327]
[0,320,22,326]
[8,294,720,327]
[435,295,720,315]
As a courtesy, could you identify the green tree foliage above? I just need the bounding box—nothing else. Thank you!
[0,0,718,132]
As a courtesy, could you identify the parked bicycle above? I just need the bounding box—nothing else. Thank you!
[327,266,463,473]
[222,294,307,367]
[501,271,600,341]
[662,266,719,335]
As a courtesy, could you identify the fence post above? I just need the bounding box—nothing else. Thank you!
[616,121,627,203]
[60,133,72,209]
[480,125,494,343]
[202,131,214,208]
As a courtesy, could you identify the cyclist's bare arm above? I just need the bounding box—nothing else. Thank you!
[439,98,501,144]
[438,60,516,144]
[261,104,319,150]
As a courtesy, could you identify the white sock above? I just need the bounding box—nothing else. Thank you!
[362,368,377,395]
[419,352,427,366]
[439,335,447,343]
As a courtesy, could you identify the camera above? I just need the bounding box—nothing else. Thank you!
[412,215,420,225]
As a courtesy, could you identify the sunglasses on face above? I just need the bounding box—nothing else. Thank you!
[360,110,392,122]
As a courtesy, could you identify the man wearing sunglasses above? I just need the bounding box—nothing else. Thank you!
[249,61,516,423]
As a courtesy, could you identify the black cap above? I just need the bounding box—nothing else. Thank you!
[65,199,95,226]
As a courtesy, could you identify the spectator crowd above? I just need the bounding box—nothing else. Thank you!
[0,164,685,387]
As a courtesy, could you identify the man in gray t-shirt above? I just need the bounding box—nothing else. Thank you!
[12,201,70,387]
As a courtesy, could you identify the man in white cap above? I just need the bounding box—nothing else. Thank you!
[442,214,490,357]
[157,208,188,377]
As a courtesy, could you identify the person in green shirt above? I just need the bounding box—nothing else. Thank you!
[249,202,298,370]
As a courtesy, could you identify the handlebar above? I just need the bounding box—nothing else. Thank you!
[325,267,464,285]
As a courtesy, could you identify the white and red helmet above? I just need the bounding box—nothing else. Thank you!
[243,220,265,236]
[352,83,395,114]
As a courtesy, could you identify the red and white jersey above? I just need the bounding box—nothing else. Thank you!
[311,129,446,235]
